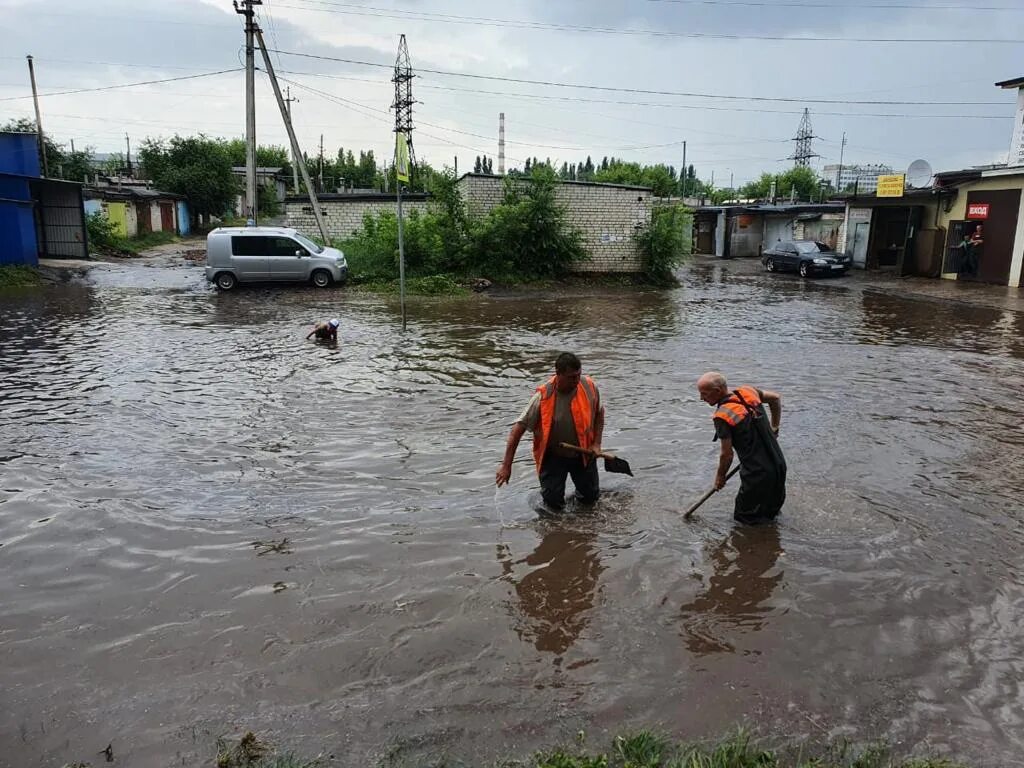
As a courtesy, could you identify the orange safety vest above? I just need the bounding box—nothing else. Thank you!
[532,375,599,473]
[713,386,762,428]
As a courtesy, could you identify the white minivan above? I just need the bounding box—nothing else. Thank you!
[205,226,348,290]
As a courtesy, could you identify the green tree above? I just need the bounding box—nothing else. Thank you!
[60,147,95,184]
[466,165,586,279]
[634,203,692,284]
[140,135,238,223]
[777,166,820,201]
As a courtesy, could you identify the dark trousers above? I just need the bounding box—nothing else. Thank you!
[734,473,786,525]
[539,453,600,509]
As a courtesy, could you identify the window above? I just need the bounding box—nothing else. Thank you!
[269,237,302,257]
[793,241,822,253]
[231,236,269,256]
[294,233,324,254]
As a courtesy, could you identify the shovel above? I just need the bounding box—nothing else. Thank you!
[559,442,634,476]
[683,465,740,519]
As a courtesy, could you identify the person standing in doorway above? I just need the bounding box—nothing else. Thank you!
[969,223,984,276]
[697,372,786,525]
[496,353,605,511]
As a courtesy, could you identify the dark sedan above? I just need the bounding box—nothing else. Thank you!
[761,240,852,278]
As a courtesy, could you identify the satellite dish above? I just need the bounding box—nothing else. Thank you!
[906,159,933,189]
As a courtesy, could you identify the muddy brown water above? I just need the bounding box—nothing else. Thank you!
[2,260,1024,767]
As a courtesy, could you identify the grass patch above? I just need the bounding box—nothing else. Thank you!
[0,265,43,288]
[217,728,964,768]
[216,732,323,768]
[349,274,470,296]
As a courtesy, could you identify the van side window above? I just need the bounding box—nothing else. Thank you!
[269,237,303,257]
[232,236,269,256]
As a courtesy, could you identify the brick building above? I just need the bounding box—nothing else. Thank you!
[283,173,655,273]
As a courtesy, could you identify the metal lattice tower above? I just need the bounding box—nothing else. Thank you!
[790,108,819,168]
[391,35,417,180]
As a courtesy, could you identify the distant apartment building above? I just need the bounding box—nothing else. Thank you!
[823,163,894,193]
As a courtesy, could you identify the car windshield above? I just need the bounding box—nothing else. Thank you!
[794,241,827,253]
[293,233,324,254]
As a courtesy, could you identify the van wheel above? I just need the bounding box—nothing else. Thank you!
[799,262,810,278]
[311,270,332,288]
[765,258,775,272]
[215,272,237,290]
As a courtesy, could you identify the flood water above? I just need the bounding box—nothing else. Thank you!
[2,258,1024,767]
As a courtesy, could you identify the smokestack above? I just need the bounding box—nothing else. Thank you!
[498,112,505,176]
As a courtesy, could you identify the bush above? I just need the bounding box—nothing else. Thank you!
[634,202,692,284]
[258,183,281,218]
[340,166,587,287]
[466,166,587,280]
[86,211,119,250]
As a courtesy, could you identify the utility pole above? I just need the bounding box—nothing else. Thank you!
[392,34,417,332]
[70,138,75,154]
[253,26,328,241]
[454,155,458,176]
[284,86,300,193]
[125,133,132,177]
[836,131,847,191]
[235,0,261,225]
[318,134,324,193]
[26,55,48,177]
[681,140,687,198]
[498,113,505,176]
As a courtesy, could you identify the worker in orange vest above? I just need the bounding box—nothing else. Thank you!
[496,352,605,511]
[697,371,786,525]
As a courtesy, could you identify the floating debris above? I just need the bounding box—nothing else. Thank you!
[252,538,293,556]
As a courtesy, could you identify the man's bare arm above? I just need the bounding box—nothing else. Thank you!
[761,389,782,433]
[496,422,528,486]
[715,437,734,489]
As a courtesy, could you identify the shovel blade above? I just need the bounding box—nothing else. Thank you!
[603,455,633,476]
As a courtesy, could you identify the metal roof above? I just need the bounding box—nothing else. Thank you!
[995,76,1024,89]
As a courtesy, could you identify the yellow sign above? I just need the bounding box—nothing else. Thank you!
[876,174,905,198]
[395,133,410,183]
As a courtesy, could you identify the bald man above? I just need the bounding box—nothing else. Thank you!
[697,372,787,525]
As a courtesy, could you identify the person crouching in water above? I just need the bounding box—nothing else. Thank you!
[697,371,786,525]
[307,318,339,342]
[496,352,605,512]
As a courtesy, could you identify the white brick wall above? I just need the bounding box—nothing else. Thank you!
[285,176,656,273]
[285,196,430,242]
[456,175,652,273]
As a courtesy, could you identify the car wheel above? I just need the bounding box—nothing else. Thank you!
[765,257,776,272]
[311,269,332,288]
[799,261,810,278]
[215,272,237,291]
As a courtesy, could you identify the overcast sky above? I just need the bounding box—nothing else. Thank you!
[1,0,1021,186]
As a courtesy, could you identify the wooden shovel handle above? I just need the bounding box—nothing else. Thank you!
[683,464,741,519]
[559,442,612,459]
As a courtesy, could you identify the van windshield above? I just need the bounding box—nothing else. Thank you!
[294,233,324,254]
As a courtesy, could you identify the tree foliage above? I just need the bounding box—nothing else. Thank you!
[224,139,291,174]
[341,166,585,284]
[139,135,238,220]
[633,203,692,284]
[740,167,821,202]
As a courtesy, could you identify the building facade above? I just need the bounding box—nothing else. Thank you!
[823,164,894,194]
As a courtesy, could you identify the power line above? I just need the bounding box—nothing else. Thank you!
[0,68,243,102]
[274,0,1024,42]
[643,0,1020,9]
[268,50,1010,106]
